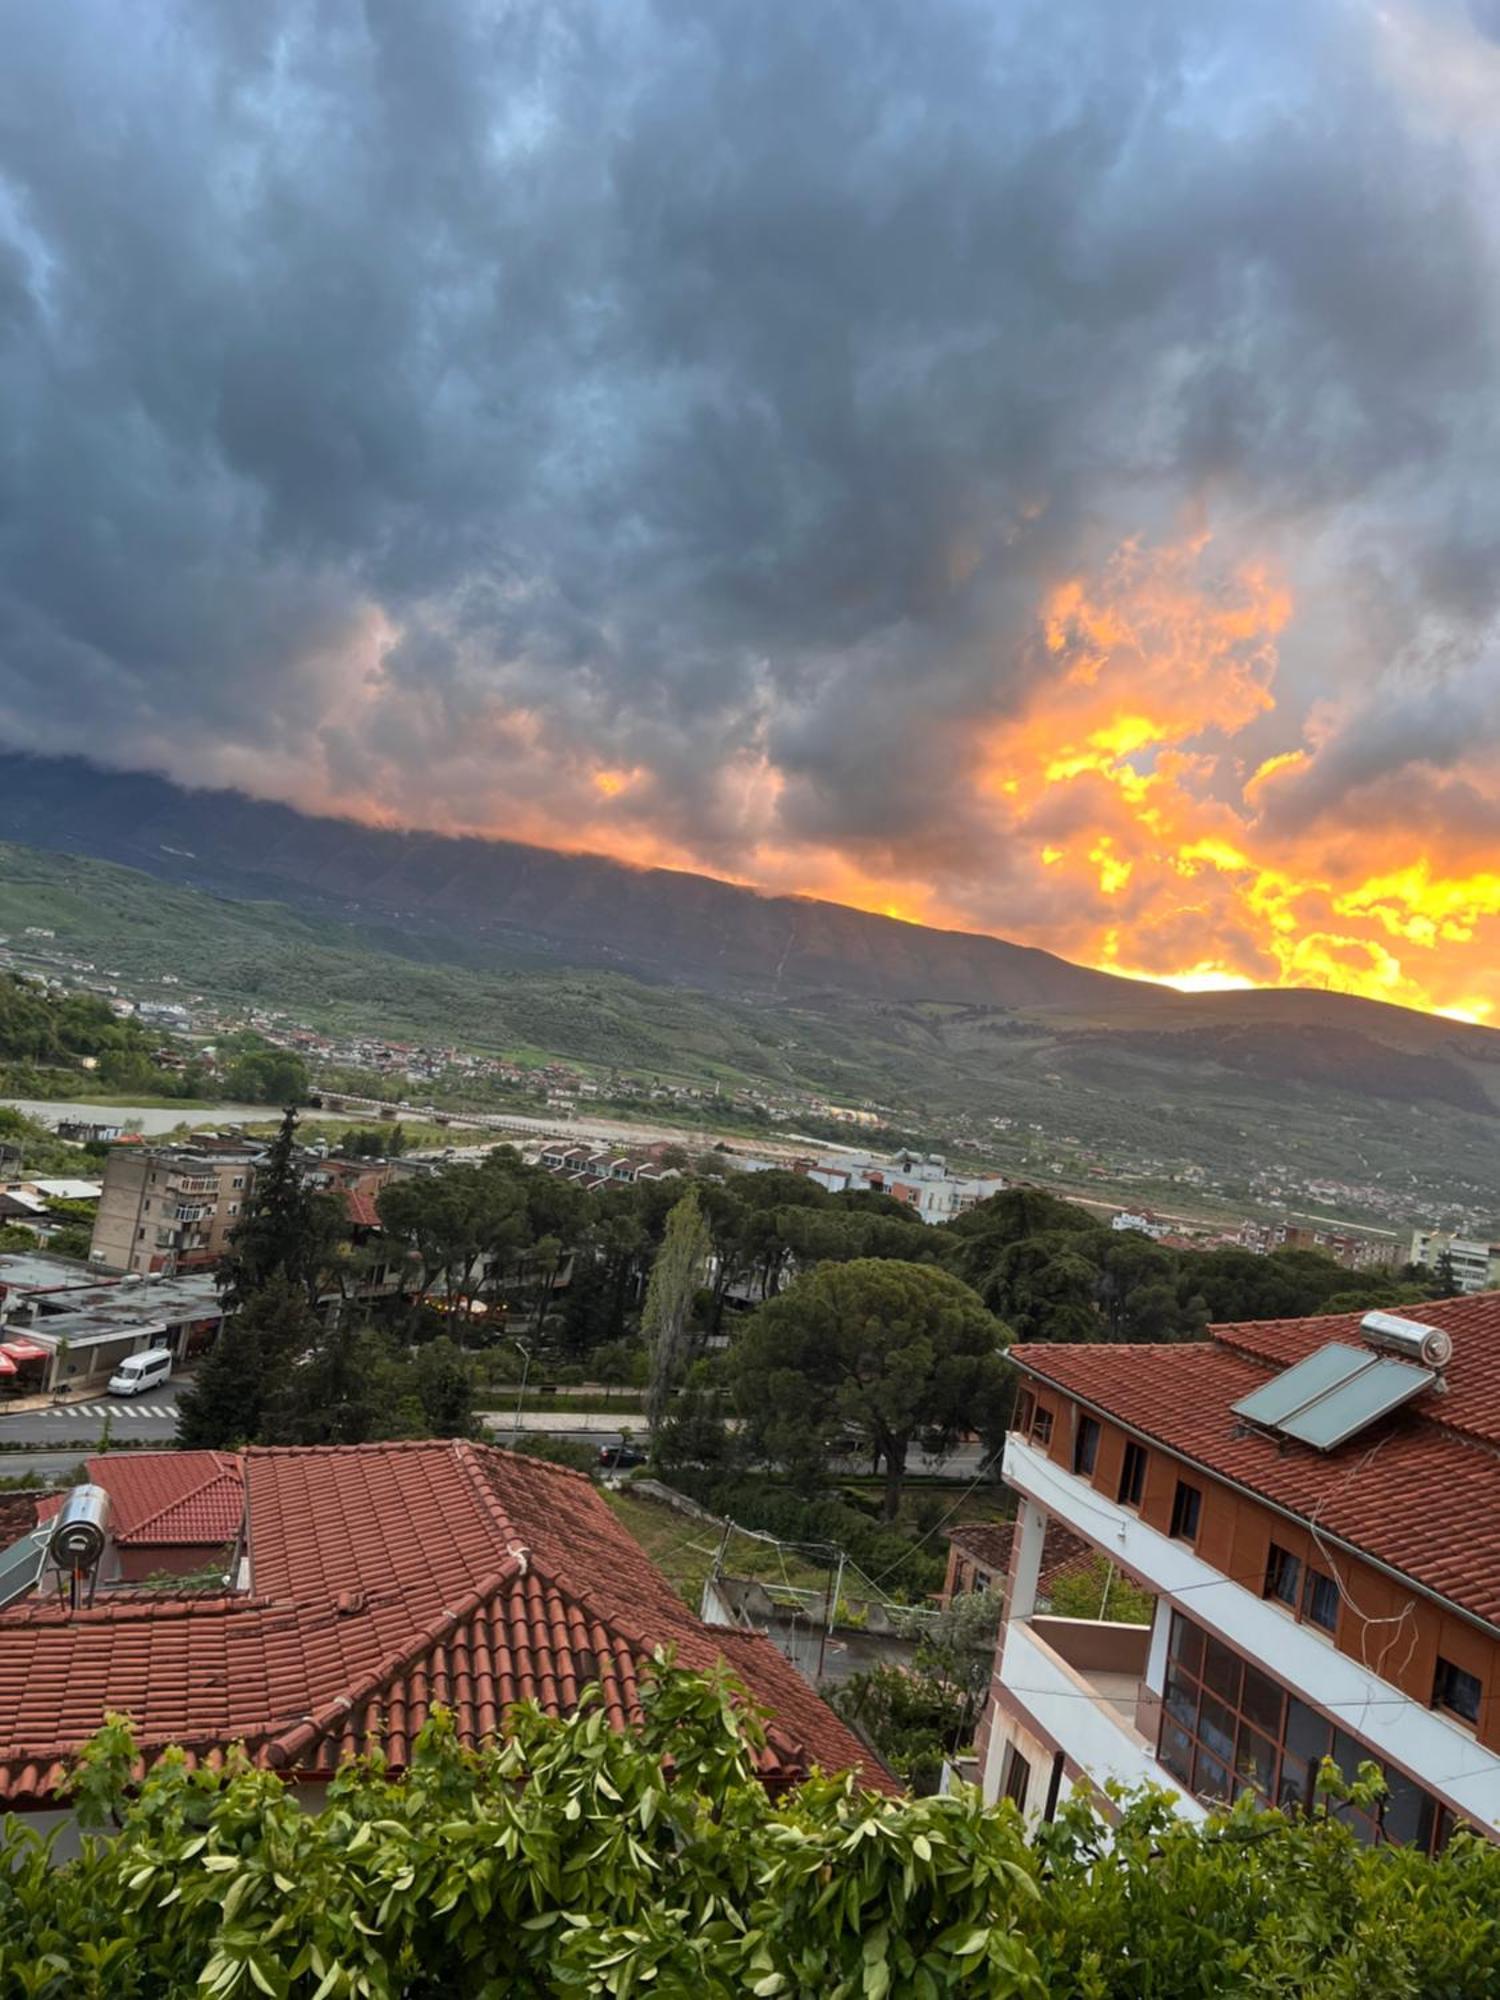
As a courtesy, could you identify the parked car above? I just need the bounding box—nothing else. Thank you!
[597,1442,647,1470]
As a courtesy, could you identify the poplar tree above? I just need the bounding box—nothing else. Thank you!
[643,1186,711,1438]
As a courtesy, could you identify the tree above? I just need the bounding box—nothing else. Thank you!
[643,1186,711,1437]
[218,1107,323,1309]
[175,1276,322,1448]
[11,1665,1500,1999]
[1047,1555,1155,1625]
[225,1047,309,1105]
[1434,1249,1462,1298]
[733,1260,1011,1518]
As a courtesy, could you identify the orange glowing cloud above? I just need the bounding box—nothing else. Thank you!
[262,532,1499,1026]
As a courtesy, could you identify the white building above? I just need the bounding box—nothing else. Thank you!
[806,1151,1004,1224]
[1409,1229,1500,1294]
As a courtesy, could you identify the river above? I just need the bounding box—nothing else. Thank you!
[3,1098,274,1136]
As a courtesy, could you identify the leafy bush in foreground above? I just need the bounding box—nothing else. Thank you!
[0,1663,1495,1999]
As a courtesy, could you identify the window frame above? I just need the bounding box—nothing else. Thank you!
[1169,1479,1202,1544]
[1073,1414,1100,1479]
[1302,1565,1339,1635]
[1001,1744,1032,1810]
[1030,1406,1054,1449]
[1159,1610,1453,1852]
[1118,1440,1147,1509]
[1264,1542,1303,1612]
[1432,1656,1482,1729]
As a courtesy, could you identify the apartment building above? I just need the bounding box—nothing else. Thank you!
[89,1143,260,1276]
[979,1294,1500,1849]
[1410,1228,1500,1294]
[805,1151,1005,1222]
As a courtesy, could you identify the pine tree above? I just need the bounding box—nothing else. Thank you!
[643,1187,710,1438]
[175,1276,321,1448]
[218,1105,321,1310]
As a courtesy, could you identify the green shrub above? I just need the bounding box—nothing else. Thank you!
[2,1668,1497,1998]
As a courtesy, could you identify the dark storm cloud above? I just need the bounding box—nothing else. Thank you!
[0,0,1497,874]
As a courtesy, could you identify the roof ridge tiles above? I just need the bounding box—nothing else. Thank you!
[265,1555,527,1771]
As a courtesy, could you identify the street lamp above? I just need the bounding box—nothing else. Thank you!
[510,1338,532,1445]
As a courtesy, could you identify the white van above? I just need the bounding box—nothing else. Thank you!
[107,1347,174,1397]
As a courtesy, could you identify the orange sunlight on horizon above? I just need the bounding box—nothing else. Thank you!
[291,534,1500,1026]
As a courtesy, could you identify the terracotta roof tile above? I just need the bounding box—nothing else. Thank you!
[0,1442,890,1804]
[944,1519,1091,1589]
[42,1452,245,1548]
[342,1188,382,1231]
[1012,1293,1500,1630]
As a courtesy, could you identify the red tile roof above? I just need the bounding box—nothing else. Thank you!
[944,1519,1093,1595]
[1011,1292,1500,1631]
[34,1452,244,1548]
[0,1442,890,1805]
[342,1187,383,1231]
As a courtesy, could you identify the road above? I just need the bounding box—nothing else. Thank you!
[0,1391,183,1447]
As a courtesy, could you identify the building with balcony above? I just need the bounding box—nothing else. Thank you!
[1409,1229,1500,1294]
[88,1144,261,1276]
[978,1293,1500,1850]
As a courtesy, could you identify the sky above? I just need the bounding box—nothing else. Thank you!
[3,1,1500,1021]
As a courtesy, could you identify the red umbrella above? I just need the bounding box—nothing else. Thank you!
[0,1341,48,1364]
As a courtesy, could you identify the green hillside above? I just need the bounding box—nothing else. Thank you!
[1,841,1496,1227]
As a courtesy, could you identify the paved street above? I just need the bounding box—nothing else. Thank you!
[0,1391,183,1446]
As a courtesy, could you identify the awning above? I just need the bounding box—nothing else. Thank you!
[0,1341,47,1364]
[0,1354,18,1377]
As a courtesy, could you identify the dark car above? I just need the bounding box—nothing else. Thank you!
[598,1441,647,1470]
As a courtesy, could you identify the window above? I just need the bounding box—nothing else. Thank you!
[1264,1543,1302,1610]
[1433,1657,1482,1728]
[1169,1480,1202,1543]
[1158,1611,1452,1850]
[1118,1440,1147,1508]
[1031,1407,1054,1448]
[1073,1415,1100,1478]
[1001,1745,1031,1810]
[1015,1389,1035,1435]
[1303,1567,1339,1634]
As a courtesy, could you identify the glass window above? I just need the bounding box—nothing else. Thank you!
[1285,1697,1330,1767]
[1169,1480,1202,1542]
[1032,1407,1054,1448]
[1194,1749,1231,1802]
[1164,1665,1198,1729]
[1015,1389,1035,1434]
[1197,1692,1236,1763]
[1159,1720,1193,1787]
[1235,1722,1277,1799]
[1202,1635,1242,1708]
[1264,1543,1302,1609]
[1002,1746,1031,1810]
[1073,1416,1100,1478]
[1433,1657,1482,1727]
[1303,1568,1339,1634]
[1169,1613,1203,1676]
[1277,1753,1314,1815]
[1118,1440,1147,1508]
[1241,1665,1284,1739]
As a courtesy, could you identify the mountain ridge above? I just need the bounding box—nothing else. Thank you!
[0,746,1488,1061]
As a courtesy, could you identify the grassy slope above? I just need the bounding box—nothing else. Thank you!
[3,842,1498,1217]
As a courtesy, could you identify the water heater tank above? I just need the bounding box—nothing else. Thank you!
[49,1484,112,1572]
[1360,1310,1453,1372]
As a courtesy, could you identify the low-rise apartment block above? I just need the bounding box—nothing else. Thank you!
[979,1295,1500,1849]
[88,1142,260,1276]
[1410,1228,1500,1294]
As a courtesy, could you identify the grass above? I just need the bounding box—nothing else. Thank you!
[604,1487,832,1611]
